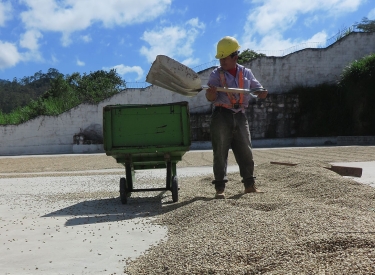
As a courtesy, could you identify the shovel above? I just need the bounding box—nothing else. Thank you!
[146,55,266,97]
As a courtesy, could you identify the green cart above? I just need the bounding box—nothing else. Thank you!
[103,101,191,204]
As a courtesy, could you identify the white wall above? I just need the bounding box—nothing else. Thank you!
[248,32,375,93]
[1,32,374,156]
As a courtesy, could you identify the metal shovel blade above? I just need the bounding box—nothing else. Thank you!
[146,55,267,98]
[146,55,203,97]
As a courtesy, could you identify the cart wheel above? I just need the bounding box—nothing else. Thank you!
[166,161,172,190]
[171,176,178,202]
[119,177,128,204]
[125,163,134,192]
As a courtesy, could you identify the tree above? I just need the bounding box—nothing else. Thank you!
[0,72,52,114]
[47,68,63,79]
[338,53,375,135]
[354,17,375,32]
[237,49,266,65]
[43,69,125,103]
[43,74,73,99]
[0,67,126,123]
[76,69,126,103]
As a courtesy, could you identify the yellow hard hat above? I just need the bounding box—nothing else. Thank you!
[215,36,240,59]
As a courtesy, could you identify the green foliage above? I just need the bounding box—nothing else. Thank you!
[293,53,375,137]
[44,74,73,99]
[339,53,375,86]
[290,84,343,137]
[335,26,354,42]
[333,17,375,43]
[237,49,266,65]
[44,69,125,104]
[0,68,126,125]
[338,53,375,135]
[0,70,58,114]
[354,17,375,32]
[76,70,125,104]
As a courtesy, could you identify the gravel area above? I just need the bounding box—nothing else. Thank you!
[1,146,375,274]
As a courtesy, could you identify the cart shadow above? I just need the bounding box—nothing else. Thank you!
[42,193,213,227]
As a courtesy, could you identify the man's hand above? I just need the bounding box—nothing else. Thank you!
[205,85,218,102]
[253,90,268,99]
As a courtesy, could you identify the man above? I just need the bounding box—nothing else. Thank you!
[205,36,268,199]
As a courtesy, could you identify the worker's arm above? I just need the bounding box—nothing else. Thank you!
[205,85,218,102]
[253,89,268,99]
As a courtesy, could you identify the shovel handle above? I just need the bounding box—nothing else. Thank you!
[202,85,267,97]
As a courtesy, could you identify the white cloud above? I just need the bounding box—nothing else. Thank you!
[20,0,172,46]
[181,57,200,67]
[245,0,364,37]
[1,29,44,66]
[21,49,43,63]
[241,0,364,54]
[140,18,205,65]
[0,1,12,27]
[369,8,375,20]
[0,41,22,69]
[186,18,205,29]
[241,33,294,55]
[216,15,225,24]
[103,64,144,81]
[140,26,186,62]
[80,35,92,43]
[241,31,329,56]
[76,58,85,66]
[20,29,43,51]
[50,54,58,64]
[61,32,72,47]
[305,31,328,44]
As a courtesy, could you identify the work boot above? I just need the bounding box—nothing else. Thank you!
[215,189,225,199]
[243,177,262,193]
[244,184,263,193]
[213,181,226,199]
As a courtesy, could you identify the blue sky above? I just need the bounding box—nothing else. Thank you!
[0,0,374,83]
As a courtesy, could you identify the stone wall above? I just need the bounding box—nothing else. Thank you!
[248,94,299,139]
[190,94,300,141]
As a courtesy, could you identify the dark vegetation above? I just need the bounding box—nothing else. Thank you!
[0,69,125,124]
[0,68,60,114]
[293,53,375,137]
[354,17,375,32]
[237,49,266,64]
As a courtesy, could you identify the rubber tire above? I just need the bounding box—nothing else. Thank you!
[171,176,178,202]
[125,163,133,192]
[119,177,127,204]
[166,161,172,190]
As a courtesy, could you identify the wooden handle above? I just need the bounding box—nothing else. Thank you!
[216,87,252,94]
[202,85,265,94]
[202,86,266,98]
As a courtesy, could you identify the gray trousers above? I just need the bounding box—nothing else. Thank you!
[210,107,255,191]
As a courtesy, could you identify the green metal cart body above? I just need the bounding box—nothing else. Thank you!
[103,101,191,204]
